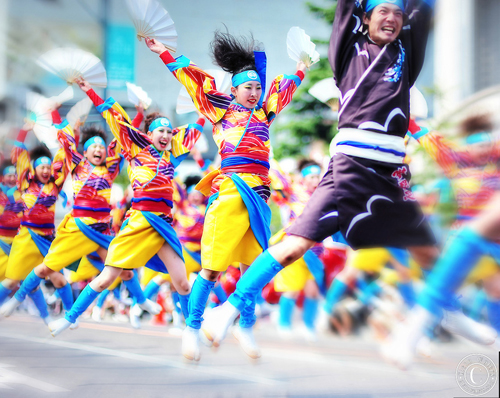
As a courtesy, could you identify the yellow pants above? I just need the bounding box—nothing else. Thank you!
[6,227,46,280]
[466,256,499,284]
[44,214,101,272]
[274,257,313,293]
[68,256,101,283]
[349,248,393,273]
[106,210,165,269]
[201,179,263,272]
[0,236,14,281]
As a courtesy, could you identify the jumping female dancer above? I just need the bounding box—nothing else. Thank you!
[48,76,204,336]
[0,124,68,321]
[145,30,306,360]
[200,0,437,350]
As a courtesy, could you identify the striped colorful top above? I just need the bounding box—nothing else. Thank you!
[86,89,204,220]
[173,195,205,253]
[11,130,67,235]
[159,50,304,202]
[0,183,23,237]
[52,109,123,233]
[414,129,500,218]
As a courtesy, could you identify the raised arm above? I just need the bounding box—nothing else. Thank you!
[146,38,232,124]
[11,123,34,192]
[53,108,84,174]
[263,63,306,125]
[170,117,205,168]
[328,0,365,80]
[131,105,145,129]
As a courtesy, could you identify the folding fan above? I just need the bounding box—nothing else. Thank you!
[66,97,93,129]
[410,85,429,120]
[26,92,59,149]
[287,27,320,68]
[308,78,341,111]
[126,82,152,110]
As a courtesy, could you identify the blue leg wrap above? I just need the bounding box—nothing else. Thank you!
[144,280,161,300]
[397,282,416,308]
[172,292,182,314]
[212,284,228,304]
[112,287,121,300]
[324,280,347,313]
[57,284,74,311]
[96,289,111,308]
[186,274,215,329]
[228,250,283,312]
[239,294,256,328]
[486,299,500,333]
[303,297,319,331]
[418,227,487,317]
[279,296,296,328]
[178,293,190,319]
[65,285,99,324]
[14,270,42,302]
[27,288,49,319]
[0,284,12,305]
[124,273,146,304]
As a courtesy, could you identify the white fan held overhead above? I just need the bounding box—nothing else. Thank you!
[410,85,429,120]
[176,69,231,114]
[37,48,107,88]
[49,86,74,107]
[287,27,320,68]
[308,78,341,111]
[126,82,152,110]
[66,97,93,129]
[126,0,177,52]
[26,92,59,150]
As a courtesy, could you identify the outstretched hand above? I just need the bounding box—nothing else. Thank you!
[296,61,307,74]
[75,76,92,93]
[145,37,167,55]
[23,120,35,131]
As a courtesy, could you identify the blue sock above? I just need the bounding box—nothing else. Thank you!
[178,293,190,319]
[65,285,99,324]
[124,274,146,304]
[0,284,12,305]
[212,283,228,304]
[228,250,283,312]
[418,227,487,317]
[256,290,265,305]
[14,270,43,302]
[239,293,256,328]
[27,288,49,319]
[357,281,382,305]
[57,284,74,311]
[324,280,348,313]
[144,280,161,300]
[96,289,111,308]
[397,282,416,308]
[279,296,296,328]
[470,290,488,321]
[186,274,215,329]
[486,299,500,333]
[112,287,121,300]
[303,297,319,331]
[172,292,182,314]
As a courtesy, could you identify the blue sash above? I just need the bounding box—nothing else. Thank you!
[303,249,326,294]
[86,252,105,272]
[387,247,410,268]
[184,246,201,265]
[27,228,52,257]
[0,239,11,256]
[75,218,114,249]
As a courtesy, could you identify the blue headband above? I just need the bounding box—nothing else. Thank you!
[365,0,404,12]
[187,185,196,194]
[3,166,15,176]
[84,136,106,151]
[34,156,51,169]
[465,132,491,146]
[232,70,261,88]
[301,165,321,178]
[148,117,173,132]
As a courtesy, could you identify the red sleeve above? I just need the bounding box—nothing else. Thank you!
[196,117,205,127]
[86,89,105,107]
[159,50,176,65]
[131,111,144,129]
[51,109,62,125]
[16,129,29,143]
[295,70,305,81]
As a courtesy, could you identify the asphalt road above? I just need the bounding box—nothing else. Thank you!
[0,314,499,398]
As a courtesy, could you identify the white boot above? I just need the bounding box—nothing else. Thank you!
[69,318,80,330]
[138,299,161,315]
[232,326,261,359]
[130,304,142,329]
[316,308,331,333]
[48,318,72,337]
[201,301,240,347]
[380,305,435,370]
[0,297,22,317]
[441,310,496,345]
[91,306,102,322]
[182,326,201,361]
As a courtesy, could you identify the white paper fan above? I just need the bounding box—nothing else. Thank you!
[176,69,231,114]
[194,133,209,153]
[37,48,107,88]
[49,86,74,107]
[126,82,153,110]
[410,85,428,120]
[66,97,93,129]
[308,78,341,110]
[126,0,177,52]
[287,27,320,68]
[26,92,59,149]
